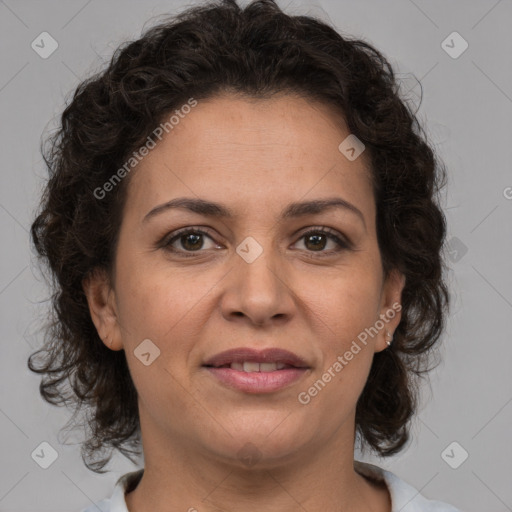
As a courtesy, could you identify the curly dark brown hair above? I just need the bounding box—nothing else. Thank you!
[28,0,450,473]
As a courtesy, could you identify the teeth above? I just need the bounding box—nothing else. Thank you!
[260,362,277,372]
[243,361,260,372]
[228,361,290,372]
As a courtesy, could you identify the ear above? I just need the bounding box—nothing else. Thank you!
[82,267,123,351]
[374,268,406,353]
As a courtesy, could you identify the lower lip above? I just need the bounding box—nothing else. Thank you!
[204,367,309,393]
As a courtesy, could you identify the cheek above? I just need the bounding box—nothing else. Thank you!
[113,267,199,412]
[300,268,382,339]
[312,274,382,408]
[306,289,379,412]
[113,260,213,386]
[114,255,193,338]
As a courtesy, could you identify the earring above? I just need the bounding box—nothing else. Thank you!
[385,330,393,347]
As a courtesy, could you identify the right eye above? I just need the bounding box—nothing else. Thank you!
[161,227,222,256]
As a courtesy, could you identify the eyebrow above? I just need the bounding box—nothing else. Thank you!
[143,196,366,229]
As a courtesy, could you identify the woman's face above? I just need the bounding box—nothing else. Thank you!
[86,93,405,467]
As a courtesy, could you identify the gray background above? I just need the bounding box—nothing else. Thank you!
[0,0,511,510]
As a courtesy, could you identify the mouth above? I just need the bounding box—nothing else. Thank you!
[203,347,310,370]
[206,361,297,371]
[202,347,310,393]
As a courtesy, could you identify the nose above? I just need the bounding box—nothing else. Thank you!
[220,242,296,327]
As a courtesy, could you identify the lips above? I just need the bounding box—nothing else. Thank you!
[203,347,309,369]
[203,347,310,393]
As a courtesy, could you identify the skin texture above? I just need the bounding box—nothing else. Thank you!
[83,94,405,512]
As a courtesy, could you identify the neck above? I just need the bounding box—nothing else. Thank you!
[125,408,390,512]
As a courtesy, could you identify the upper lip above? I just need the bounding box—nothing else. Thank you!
[203,347,310,368]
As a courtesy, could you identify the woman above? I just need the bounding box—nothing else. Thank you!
[28,0,460,510]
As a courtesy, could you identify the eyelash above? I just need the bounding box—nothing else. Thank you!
[159,226,352,258]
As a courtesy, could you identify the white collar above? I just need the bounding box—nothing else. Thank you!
[102,461,459,512]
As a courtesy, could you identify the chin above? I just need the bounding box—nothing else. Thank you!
[206,427,309,470]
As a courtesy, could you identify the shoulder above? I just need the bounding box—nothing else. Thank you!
[80,464,461,512]
[79,469,144,512]
[80,498,111,512]
[354,461,462,512]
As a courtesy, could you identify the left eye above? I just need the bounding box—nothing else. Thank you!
[294,228,349,253]
[161,227,350,256]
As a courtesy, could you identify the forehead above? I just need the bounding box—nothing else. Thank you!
[124,93,375,225]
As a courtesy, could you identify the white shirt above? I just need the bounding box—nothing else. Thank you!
[80,461,461,512]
